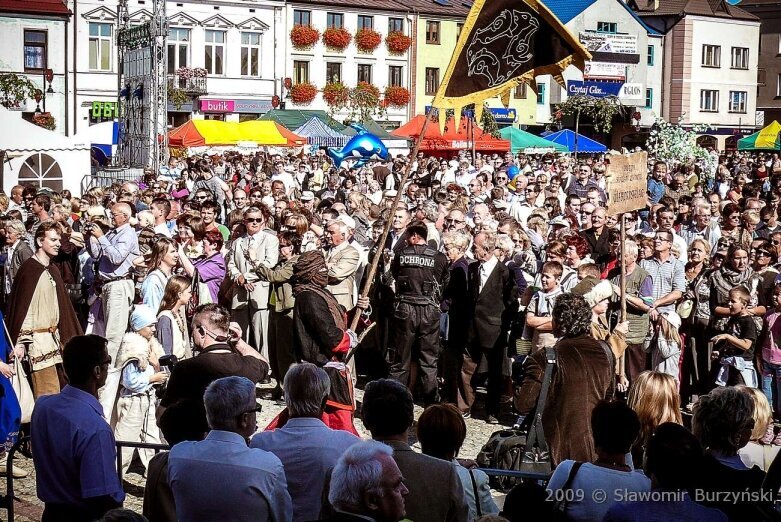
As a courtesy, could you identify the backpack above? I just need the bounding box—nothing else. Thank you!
[476,347,557,491]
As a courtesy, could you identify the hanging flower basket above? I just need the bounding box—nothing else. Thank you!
[385,31,412,54]
[193,67,208,78]
[290,24,320,49]
[176,67,193,79]
[323,27,352,51]
[354,81,380,100]
[290,82,317,104]
[323,82,350,108]
[384,86,410,108]
[355,28,381,53]
[32,112,55,131]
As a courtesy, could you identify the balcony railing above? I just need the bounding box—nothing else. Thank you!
[167,75,207,95]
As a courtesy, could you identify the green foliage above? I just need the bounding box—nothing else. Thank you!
[555,95,625,134]
[647,116,717,182]
[167,85,188,110]
[0,73,37,109]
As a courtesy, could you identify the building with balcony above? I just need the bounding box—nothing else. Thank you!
[536,0,663,149]
[283,0,413,127]
[72,0,283,135]
[0,0,71,133]
[740,0,781,127]
[631,0,760,151]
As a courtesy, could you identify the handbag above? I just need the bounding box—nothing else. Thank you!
[519,346,557,475]
[11,356,34,424]
[677,298,694,319]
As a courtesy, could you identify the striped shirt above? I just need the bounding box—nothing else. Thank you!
[640,255,686,313]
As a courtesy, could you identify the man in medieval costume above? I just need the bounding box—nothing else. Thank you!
[7,220,83,398]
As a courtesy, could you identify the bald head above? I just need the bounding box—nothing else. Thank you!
[111,202,132,227]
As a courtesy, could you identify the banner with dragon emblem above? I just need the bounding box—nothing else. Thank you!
[431,0,591,131]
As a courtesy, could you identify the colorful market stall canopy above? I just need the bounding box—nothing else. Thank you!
[499,127,568,154]
[392,115,510,152]
[738,121,781,151]
[259,109,356,135]
[543,129,607,153]
[168,120,305,148]
[294,117,351,148]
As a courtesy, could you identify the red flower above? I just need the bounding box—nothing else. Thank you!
[384,86,410,108]
[355,28,381,53]
[290,24,320,49]
[385,31,411,54]
[323,82,350,107]
[290,83,317,104]
[323,27,352,51]
[354,81,380,99]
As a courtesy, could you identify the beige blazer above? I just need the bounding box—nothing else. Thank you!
[324,241,360,310]
[227,232,279,310]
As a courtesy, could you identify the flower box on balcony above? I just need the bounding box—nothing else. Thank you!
[323,82,350,108]
[384,86,410,108]
[386,32,412,55]
[290,82,317,104]
[290,24,320,50]
[323,27,352,51]
[355,28,381,53]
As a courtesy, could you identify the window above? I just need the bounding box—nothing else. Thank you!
[293,10,311,26]
[327,13,343,29]
[537,83,545,104]
[357,64,372,84]
[647,45,655,66]
[388,65,403,87]
[388,17,404,33]
[167,28,189,73]
[89,23,112,71]
[778,74,781,97]
[597,22,617,33]
[241,32,261,77]
[293,60,309,84]
[326,62,342,83]
[426,21,440,44]
[700,89,719,112]
[357,15,373,30]
[729,91,747,113]
[457,23,463,40]
[425,67,439,95]
[758,68,766,86]
[731,47,749,69]
[645,88,653,109]
[514,83,527,99]
[702,45,721,67]
[204,30,225,75]
[23,30,46,71]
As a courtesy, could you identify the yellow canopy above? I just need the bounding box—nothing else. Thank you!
[737,121,781,151]
[168,119,305,147]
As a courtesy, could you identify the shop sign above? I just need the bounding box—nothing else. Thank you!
[584,62,626,80]
[488,108,517,123]
[579,31,638,54]
[200,99,234,113]
[567,81,622,98]
[234,99,273,114]
[90,101,119,123]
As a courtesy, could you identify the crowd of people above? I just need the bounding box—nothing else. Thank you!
[1,147,781,521]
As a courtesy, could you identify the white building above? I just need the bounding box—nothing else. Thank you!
[283,0,412,127]
[0,0,71,134]
[534,0,663,149]
[632,0,761,151]
[71,0,284,135]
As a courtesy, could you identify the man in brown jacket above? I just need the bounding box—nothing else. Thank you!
[363,379,468,522]
[514,293,614,465]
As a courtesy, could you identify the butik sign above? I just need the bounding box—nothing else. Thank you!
[567,81,644,101]
[200,99,234,113]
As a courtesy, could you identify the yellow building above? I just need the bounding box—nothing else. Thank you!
[403,0,536,128]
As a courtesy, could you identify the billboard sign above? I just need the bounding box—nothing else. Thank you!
[579,31,638,54]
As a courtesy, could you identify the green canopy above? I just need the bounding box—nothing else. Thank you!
[738,120,781,151]
[259,110,355,135]
[499,126,568,153]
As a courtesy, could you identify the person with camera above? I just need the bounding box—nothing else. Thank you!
[113,305,167,477]
[157,304,268,427]
[85,201,140,360]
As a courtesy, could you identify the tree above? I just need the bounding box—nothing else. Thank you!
[0,73,37,109]
[647,116,717,185]
[554,94,624,157]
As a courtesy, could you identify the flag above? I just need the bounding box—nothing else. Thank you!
[431,0,591,131]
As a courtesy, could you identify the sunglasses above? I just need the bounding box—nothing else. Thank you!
[251,193,263,198]
[245,218,263,224]
[445,219,464,224]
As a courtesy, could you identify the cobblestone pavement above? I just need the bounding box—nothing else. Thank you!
[2,381,509,521]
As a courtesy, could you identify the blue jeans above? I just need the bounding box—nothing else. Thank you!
[761,360,781,415]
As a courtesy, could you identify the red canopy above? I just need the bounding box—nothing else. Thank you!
[392,115,510,152]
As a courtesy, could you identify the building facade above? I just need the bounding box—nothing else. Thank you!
[632,0,761,151]
[741,0,781,126]
[72,0,283,136]
[0,0,71,133]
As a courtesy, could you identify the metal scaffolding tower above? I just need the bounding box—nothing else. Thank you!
[116,0,168,171]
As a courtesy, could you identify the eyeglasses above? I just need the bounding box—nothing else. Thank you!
[581,211,593,216]
[245,218,263,224]
[445,218,464,224]
[654,237,672,243]
[251,193,263,198]
[238,404,263,417]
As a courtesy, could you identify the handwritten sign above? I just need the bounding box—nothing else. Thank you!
[605,151,647,215]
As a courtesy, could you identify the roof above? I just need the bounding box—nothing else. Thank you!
[0,0,70,16]
[540,0,660,35]
[292,0,408,12]
[630,0,759,21]
[259,109,356,134]
[394,0,470,18]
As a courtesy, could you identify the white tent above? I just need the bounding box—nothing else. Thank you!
[0,106,90,195]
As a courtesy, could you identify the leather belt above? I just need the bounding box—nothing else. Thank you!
[98,274,133,284]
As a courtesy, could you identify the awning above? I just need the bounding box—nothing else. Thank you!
[543,129,607,153]
[392,115,509,152]
[294,117,351,148]
[499,127,568,154]
[168,120,305,148]
[738,121,781,151]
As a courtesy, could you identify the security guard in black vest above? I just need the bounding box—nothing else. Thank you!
[387,220,449,404]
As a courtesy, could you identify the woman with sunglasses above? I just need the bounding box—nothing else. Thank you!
[680,239,714,403]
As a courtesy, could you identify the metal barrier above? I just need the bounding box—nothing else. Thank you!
[80,167,143,194]
[115,440,169,483]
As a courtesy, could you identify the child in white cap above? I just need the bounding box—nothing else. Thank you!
[113,304,167,476]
